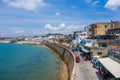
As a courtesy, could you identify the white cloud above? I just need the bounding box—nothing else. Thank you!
[105,0,120,10]
[45,23,65,31]
[55,12,60,16]
[2,0,47,10]
[86,0,100,6]
[44,23,86,34]
[92,0,99,6]
[45,24,58,31]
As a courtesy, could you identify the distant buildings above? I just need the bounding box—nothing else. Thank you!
[42,33,65,43]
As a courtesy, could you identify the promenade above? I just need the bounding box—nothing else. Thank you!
[73,51,100,80]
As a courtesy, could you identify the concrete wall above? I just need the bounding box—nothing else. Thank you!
[91,48,109,57]
[44,43,76,80]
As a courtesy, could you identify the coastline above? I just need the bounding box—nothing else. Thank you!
[0,40,10,43]
[16,41,42,45]
[40,44,68,80]
[0,41,68,80]
[60,59,68,80]
[16,41,68,80]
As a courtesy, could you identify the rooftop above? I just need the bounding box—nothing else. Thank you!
[90,22,109,25]
[98,57,120,78]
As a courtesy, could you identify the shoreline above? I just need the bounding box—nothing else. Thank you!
[40,44,68,80]
[16,41,42,45]
[60,59,68,80]
[0,40,10,43]
[14,41,68,80]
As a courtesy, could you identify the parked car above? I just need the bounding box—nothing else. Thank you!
[71,47,77,51]
[75,56,80,63]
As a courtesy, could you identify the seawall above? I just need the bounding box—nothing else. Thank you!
[44,43,76,80]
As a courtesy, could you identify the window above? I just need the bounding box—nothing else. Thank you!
[97,52,102,55]
[105,25,107,28]
[94,25,97,28]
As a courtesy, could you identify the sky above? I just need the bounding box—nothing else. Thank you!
[0,0,120,37]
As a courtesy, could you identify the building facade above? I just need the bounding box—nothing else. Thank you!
[109,21,120,29]
[74,31,87,40]
[88,22,110,38]
[107,21,120,35]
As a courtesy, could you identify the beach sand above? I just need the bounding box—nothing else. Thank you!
[0,40,10,43]
[60,60,68,80]
[17,41,41,45]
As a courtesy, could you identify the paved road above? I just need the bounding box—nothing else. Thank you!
[74,51,100,80]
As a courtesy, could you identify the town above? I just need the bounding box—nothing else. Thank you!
[0,20,120,80]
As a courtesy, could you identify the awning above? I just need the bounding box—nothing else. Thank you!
[80,46,90,53]
[99,57,120,78]
[93,55,100,59]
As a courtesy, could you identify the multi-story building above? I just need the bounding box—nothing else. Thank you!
[88,22,110,38]
[76,31,88,40]
[109,21,120,29]
[107,21,120,35]
[72,30,88,44]
[88,21,120,38]
[87,26,93,39]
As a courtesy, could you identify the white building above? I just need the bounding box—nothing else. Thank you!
[42,34,65,43]
[75,31,88,40]
[73,31,88,44]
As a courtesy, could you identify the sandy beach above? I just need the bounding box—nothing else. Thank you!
[16,41,42,45]
[0,40,10,43]
[60,60,68,80]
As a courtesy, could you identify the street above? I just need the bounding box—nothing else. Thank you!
[74,51,100,80]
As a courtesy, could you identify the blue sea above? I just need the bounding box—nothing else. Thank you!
[0,43,61,80]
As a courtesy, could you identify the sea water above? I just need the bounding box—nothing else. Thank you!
[0,43,61,80]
